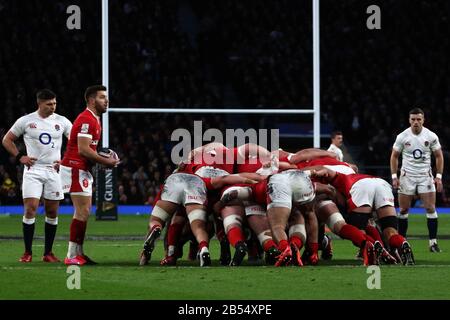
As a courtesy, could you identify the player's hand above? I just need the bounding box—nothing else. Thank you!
[435,177,443,193]
[392,178,399,190]
[53,160,60,173]
[20,156,37,168]
[104,157,120,168]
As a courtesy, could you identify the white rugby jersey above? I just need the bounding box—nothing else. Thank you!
[393,127,441,176]
[327,144,344,161]
[9,111,72,167]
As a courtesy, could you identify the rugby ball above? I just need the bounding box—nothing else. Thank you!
[98,148,119,160]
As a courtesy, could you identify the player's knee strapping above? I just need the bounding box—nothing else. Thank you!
[151,206,171,223]
[347,213,370,230]
[288,224,306,243]
[223,214,243,233]
[326,212,345,232]
[188,209,207,224]
[317,200,334,209]
[379,215,398,231]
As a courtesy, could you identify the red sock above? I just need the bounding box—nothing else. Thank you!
[366,225,383,243]
[167,223,183,246]
[69,219,87,245]
[198,240,208,250]
[263,239,277,252]
[389,234,405,249]
[309,242,319,254]
[278,240,289,251]
[289,235,303,249]
[227,226,245,247]
[339,224,366,248]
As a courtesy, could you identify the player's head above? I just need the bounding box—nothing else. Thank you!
[331,131,343,147]
[85,85,108,114]
[36,89,57,116]
[409,107,424,134]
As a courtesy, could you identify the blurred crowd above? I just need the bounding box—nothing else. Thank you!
[1,0,449,205]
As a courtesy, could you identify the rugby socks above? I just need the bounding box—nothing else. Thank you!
[22,217,36,254]
[388,234,406,249]
[289,235,303,250]
[227,227,246,247]
[426,212,438,245]
[338,224,366,248]
[308,242,319,256]
[68,218,87,258]
[397,214,408,237]
[44,217,58,255]
[263,239,277,252]
[278,240,289,251]
[365,225,383,244]
[167,222,183,256]
[198,240,209,250]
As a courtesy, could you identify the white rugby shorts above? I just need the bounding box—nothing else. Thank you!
[161,173,207,206]
[22,166,64,200]
[267,170,315,210]
[399,173,436,195]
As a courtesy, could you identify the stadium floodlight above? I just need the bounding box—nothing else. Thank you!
[101,0,321,148]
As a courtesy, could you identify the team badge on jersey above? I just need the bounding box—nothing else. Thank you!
[81,123,89,133]
[55,124,60,131]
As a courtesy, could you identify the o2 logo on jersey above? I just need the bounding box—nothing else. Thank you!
[39,133,55,148]
[412,149,423,160]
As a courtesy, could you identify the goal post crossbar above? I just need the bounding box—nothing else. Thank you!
[106,108,316,114]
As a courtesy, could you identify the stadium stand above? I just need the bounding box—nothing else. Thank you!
[1,0,449,206]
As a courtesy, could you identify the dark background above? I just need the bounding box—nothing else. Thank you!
[1,0,449,206]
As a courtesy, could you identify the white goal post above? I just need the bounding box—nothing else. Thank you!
[101,0,321,148]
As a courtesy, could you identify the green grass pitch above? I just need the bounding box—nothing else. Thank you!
[1,214,450,299]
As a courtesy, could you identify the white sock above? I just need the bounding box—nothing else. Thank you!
[429,239,437,246]
[168,245,175,256]
[77,244,84,256]
[67,241,78,258]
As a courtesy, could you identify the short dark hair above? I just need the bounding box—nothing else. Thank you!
[36,89,56,101]
[331,131,343,139]
[84,85,107,103]
[409,107,424,116]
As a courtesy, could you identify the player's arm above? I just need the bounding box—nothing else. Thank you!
[434,148,444,192]
[235,172,268,182]
[279,161,297,171]
[77,136,118,168]
[208,174,259,189]
[2,131,36,167]
[390,149,401,189]
[289,148,337,164]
